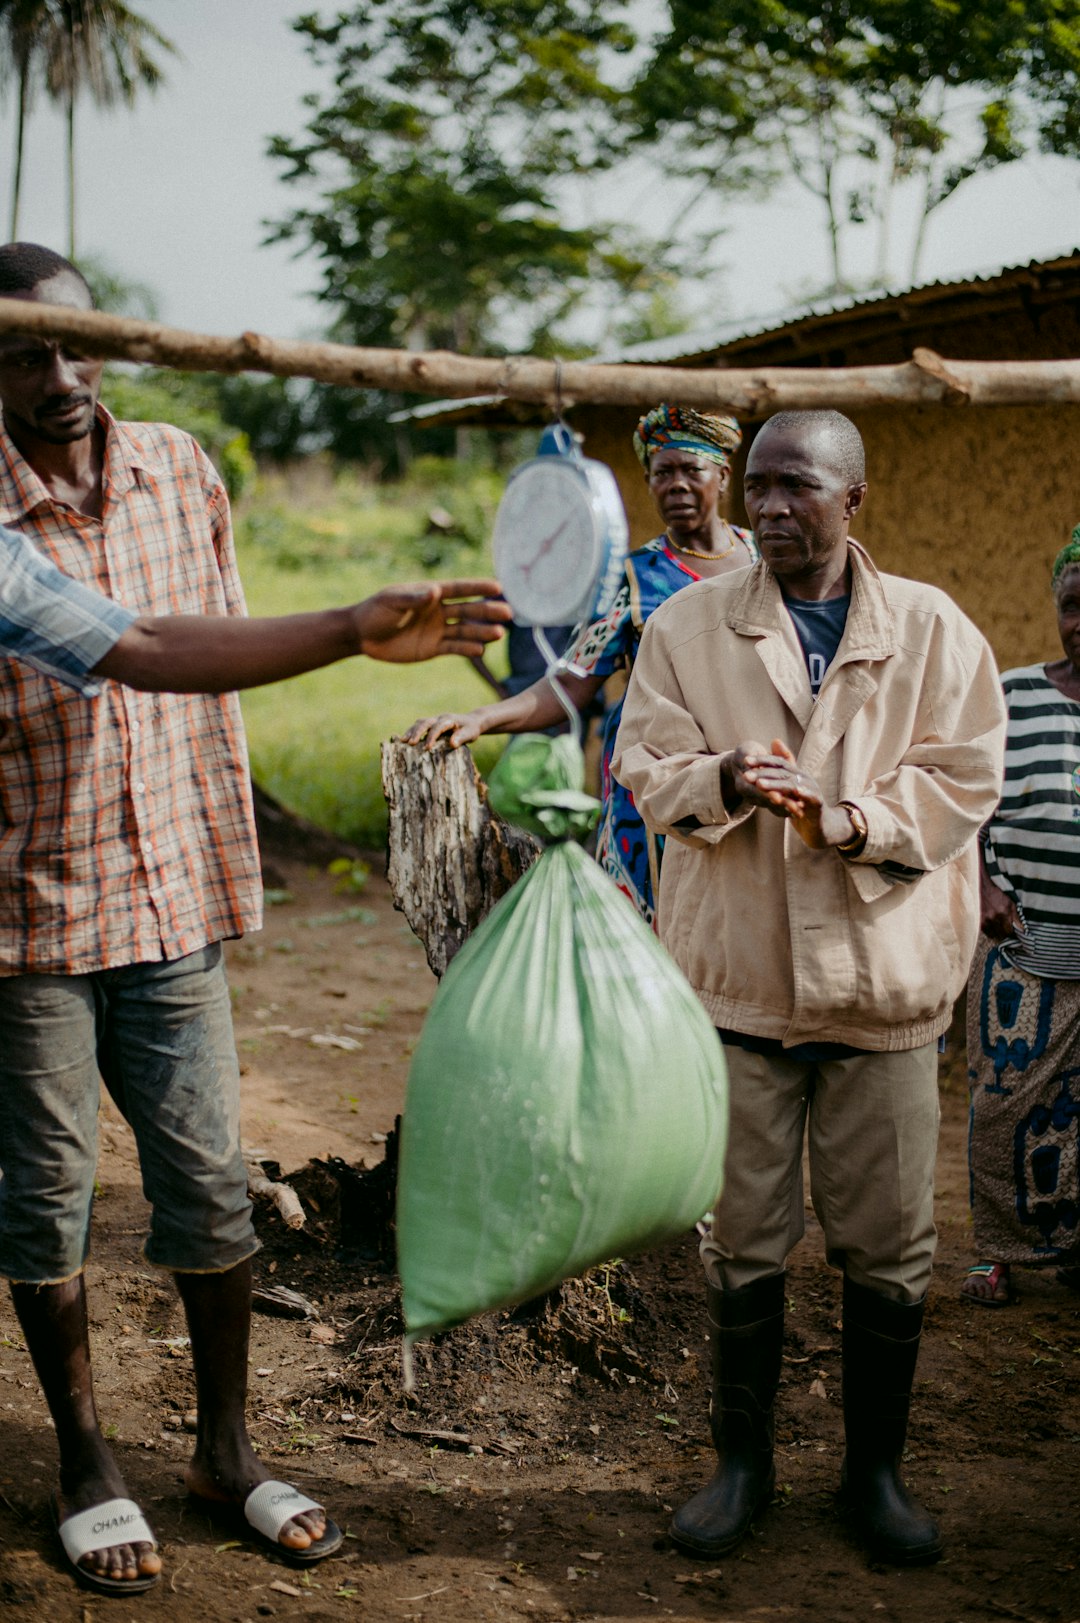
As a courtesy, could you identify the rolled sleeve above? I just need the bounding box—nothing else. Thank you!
[0,523,135,693]
[842,828,897,904]
[616,742,733,844]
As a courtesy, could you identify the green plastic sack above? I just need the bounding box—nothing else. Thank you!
[397,839,728,1342]
[486,732,600,842]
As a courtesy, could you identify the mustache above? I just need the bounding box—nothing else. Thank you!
[36,393,92,415]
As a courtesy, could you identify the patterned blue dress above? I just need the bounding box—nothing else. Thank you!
[571,530,757,924]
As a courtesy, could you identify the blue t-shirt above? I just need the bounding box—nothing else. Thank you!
[783,592,850,696]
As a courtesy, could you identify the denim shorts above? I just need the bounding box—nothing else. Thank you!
[0,943,257,1284]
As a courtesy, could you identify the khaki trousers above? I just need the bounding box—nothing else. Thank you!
[702,1041,940,1305]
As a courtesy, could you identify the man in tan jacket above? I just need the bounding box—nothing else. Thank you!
[613,410,1006,1567]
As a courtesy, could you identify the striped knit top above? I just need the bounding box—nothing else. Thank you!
[983,664,1080,979]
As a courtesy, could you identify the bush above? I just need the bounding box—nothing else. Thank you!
[235,466,509,847]
[401,456,505,568]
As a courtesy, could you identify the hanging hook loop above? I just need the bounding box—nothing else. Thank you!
[552,355,565,425]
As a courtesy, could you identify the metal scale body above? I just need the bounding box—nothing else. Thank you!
[491,422,629,736]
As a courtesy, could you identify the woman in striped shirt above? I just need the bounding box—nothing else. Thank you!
[962,534,1080,1306]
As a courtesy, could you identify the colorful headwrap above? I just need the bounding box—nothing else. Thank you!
[633,403,743,472]
[1052,528,1080,588]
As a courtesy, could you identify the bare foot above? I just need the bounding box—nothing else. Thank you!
[960,1260,1011,1306]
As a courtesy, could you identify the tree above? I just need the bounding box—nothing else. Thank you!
[633,1,1080,295]
[48,1,178,256]
[267,2,664,464]
[0,0,52,237]
[0,1,177,255]
[77,248,157,317]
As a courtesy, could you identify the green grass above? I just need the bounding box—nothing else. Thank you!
[235,462,509,847]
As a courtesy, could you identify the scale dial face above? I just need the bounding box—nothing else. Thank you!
[492,459,603,626]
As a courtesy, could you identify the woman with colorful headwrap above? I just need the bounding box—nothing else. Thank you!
[961,531,1080,1306]
[404,404,757,922]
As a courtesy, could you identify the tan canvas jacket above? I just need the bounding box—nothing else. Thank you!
[612,542,1007,1051]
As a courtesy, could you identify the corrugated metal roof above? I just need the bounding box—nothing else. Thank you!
[390,250,1080,425]
[598,291,887,366]
[397,392,505,423]
[603,250,1080,366]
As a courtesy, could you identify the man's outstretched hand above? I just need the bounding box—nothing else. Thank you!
[354,580,511,663]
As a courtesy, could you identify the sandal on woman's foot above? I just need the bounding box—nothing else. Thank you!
[960,1261,1012,1307]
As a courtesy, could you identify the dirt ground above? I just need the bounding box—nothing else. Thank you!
[0,853,1077,1623]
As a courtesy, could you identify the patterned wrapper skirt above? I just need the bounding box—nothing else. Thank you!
[967,934,1080,1265]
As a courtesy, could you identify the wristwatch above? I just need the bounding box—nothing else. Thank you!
[836,800,868,857]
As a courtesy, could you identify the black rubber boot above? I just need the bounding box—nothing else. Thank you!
[839,1275,943,1566]
[670,1272,785,1557]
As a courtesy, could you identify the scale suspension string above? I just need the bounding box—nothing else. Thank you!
[552,356,565,425]
[533,622,583,745]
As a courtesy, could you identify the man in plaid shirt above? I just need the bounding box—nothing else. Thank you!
[0,242,508,1595]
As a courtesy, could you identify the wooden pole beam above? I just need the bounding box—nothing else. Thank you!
[2,297,1080,410]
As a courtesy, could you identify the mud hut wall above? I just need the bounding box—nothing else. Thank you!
[844,405,1073,669]
[574,292,1080,671]
[738,299,1080,668]
[576,402,1071,668]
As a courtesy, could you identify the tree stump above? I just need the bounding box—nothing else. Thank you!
[381,739,541,978]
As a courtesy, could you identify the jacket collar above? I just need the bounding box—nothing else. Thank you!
[0,404,159,523]
[725,539,896,664]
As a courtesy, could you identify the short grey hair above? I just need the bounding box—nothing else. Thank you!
[758,410,866,485]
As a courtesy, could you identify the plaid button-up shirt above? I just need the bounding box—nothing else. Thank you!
[0,408,263,974]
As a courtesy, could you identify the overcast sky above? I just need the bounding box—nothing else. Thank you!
[3,0,1078,345]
